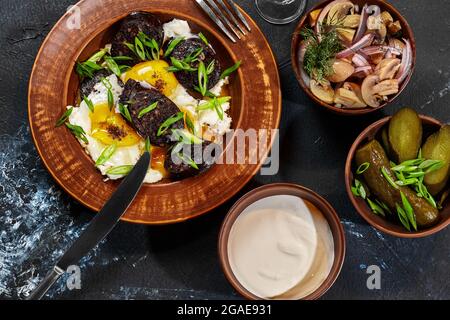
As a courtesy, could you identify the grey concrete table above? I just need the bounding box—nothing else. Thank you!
[0,0,448,300]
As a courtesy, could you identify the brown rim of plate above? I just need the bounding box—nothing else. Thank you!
[345,115,450,238]
[291,0,416,115]
[28,0,282,225]
[218,183,346,300]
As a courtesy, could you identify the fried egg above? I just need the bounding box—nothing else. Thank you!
[68,74,164,183]
[67,19,233,183]
[122,60,179,97]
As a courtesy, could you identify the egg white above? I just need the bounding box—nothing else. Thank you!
[163,19,195,41]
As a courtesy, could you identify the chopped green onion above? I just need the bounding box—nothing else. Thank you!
[396,204,411,231]
[367,198,386,217]
[197,61,208,96]
[83,96,94,112]
[198,32,209,45]
[197,96,230,120]
[107,89,114,110]
[395,178,419,186]
[137,32,160,60]
[172,129,203,145]
[145,137,151,153]
[424,161,444,173]
[185,113,196,135]
[87,48,108,63]
[101,77,114,110]
[112,56,134,61]
[164,37,185,57]
[157,112,184,137]
[381,167,398,189]
[101,77,112,89]
[197,96,231,111]
[375,199,392,215]
[138,101,158,119]
[65,123,88,144]
[168,57,197,72]
[206,60,215,75]
[55,107,73,127]
[96,143,117,166]
[118,103,132,122]
[220,60,241,79]
[124,42,139,57]
[104,55,121,77]
[356,162,370,174]
[134,37,146,61]
[184,48,203,64]
[106,165,134,176]
[400,191,417,231]
[76,61,103,79]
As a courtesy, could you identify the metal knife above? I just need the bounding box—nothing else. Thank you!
[26,151,151,300]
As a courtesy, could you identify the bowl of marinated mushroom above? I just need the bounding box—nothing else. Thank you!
[291,0,416,115]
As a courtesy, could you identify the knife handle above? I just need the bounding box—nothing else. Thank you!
[26,266,65,300]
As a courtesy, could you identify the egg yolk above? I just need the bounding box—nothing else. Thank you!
[123,60,179,96]
[151,146,169,178]
[90,102,141,147]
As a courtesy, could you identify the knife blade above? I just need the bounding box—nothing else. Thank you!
[26,151,151,300]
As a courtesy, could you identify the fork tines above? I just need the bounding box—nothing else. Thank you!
[195,0,251,43]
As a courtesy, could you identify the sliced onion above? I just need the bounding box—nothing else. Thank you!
[315,0,349,35]
[352,53,370,67]
[384,49,393,59]
[336,33,375,59]
[366,5,381,16]
[353,65,372,77]
[353,4,368,43]
[360,45,402,56]
[396,39,413,83]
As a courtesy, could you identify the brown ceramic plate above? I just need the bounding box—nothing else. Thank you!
[291,0,416,115]
[345,116,450,238]
[28,0,281,224]
[218,183,346,300]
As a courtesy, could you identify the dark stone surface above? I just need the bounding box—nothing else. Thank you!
[0,0,448,300]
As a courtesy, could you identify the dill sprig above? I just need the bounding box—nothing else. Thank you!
[301,23,344,82]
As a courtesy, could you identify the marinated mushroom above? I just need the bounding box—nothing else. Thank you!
[300,0,410,109]
[361,74,399,107]
[380,11,394,26]
[334,82,367,108]
[337,28,356,43]
[388,21,402,35]
[343,14,361,28]
[328,59,355,82]
[367,15,387,43]
[375,58,401,80]
[327,1,354,25]
[310,79,335,104]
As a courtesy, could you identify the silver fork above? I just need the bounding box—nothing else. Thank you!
[195,0,251,43]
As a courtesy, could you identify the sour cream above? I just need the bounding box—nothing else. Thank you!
[227,195,334,299]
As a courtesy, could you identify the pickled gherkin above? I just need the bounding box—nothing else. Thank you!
[422,125,450,195]
[388,107,422,163]
[355,140,439,228]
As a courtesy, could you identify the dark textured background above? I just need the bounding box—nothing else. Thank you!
[0,0,448,300]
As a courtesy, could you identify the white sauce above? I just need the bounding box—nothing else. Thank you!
[228,195,334,299]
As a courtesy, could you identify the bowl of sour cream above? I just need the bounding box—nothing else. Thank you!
[218,183,346,300]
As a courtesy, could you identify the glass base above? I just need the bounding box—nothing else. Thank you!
[255,0,307,25]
